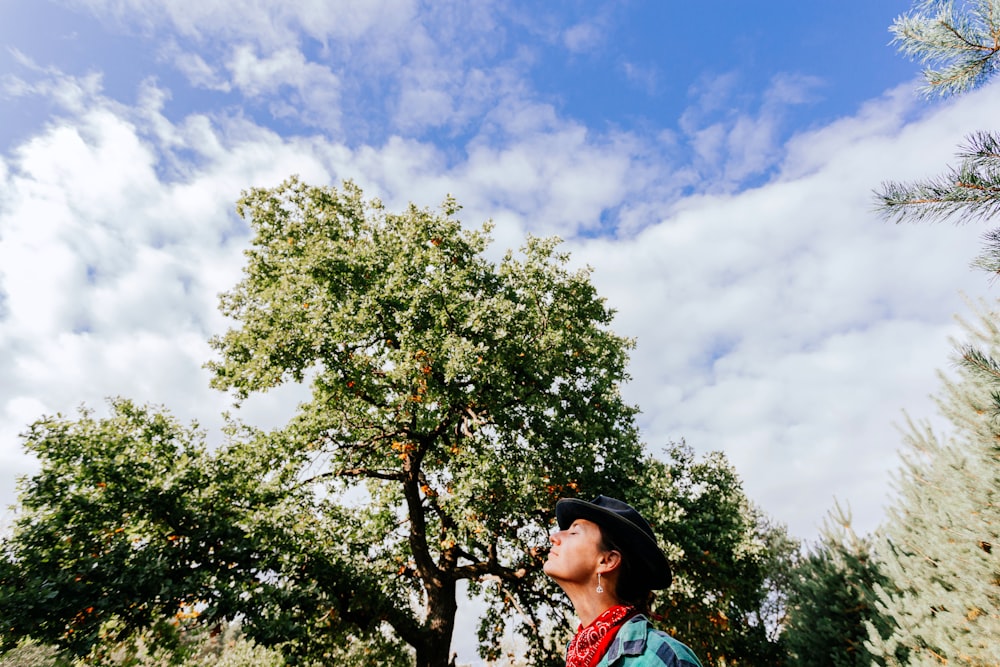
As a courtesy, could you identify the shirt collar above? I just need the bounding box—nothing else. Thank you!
[600,614,649,663]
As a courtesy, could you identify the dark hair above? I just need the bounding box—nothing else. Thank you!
[598,525,655,616]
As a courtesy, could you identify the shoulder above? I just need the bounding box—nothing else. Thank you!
[601,615,703,667]
[641,624,702,667]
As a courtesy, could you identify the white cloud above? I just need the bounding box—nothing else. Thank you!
[68,0,417,48]
[622,61,658,95]
[1,61,105,116]
[0,73,339,490]
[682,71,741,119]
[222,45,340,130]
[765,72,824,107]
[563,20,604,54]
[171,50,231,91]
[228,45,321,96]
[64,0,539,139]
[676,71,829,189]
[568,83,1000,538]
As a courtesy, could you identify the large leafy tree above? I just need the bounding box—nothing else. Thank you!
[0,178,794,666]
[206,177,645,667]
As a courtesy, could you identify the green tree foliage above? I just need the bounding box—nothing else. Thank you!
[0,400,276,654]
[0,639,73,667]
[473,443,797,667]
[0,400,408,664]
[206,177,646,667]
[864,305,1000,665]
[80,619,288,667]
[637,446,797,667]
[783,503,892,667]
[0,620,289,666]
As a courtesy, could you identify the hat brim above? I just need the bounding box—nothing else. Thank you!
[556,498,672,590]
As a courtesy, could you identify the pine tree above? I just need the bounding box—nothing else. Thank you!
[865,304,1000,665]
[867,5,1000,661]
[784,503,891,667]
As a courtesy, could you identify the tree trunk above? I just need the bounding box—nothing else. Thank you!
[415,576,458,667]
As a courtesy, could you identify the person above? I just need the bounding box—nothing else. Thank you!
[543,494,702,667]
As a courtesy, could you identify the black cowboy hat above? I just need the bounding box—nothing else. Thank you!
[556,494,672,590]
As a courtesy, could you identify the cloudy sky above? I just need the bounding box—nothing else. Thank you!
[1,0,998,653]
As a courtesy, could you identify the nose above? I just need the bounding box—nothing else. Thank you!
[550,530,562,545]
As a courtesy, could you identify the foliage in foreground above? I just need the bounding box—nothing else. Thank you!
[889,0,1000,98]
[864,304,1000,665]
[871,2,1000,662]
[0,620,286,666]
[877,0,1000,274]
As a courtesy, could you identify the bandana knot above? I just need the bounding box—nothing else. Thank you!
[565,604,636,667]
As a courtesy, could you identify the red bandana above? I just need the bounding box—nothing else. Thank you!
[565,604,636,667]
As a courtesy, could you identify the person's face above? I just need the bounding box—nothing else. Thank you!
[543,518,606,585]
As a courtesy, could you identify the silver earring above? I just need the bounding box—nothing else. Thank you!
[596,572,604,594]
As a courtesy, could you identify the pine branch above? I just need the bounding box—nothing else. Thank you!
[891,0,1000,97]
[959,344,1000,416]
[959,344,1000,381]
[953,132,1000,183]
[876,173,1000,223]
[971,227,1000,275]
[875,131,1000,224]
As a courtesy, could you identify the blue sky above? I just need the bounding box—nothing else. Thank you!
[2,2,918,158]
[1,0,998,660]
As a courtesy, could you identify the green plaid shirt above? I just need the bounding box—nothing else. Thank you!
[593,615,703,667]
